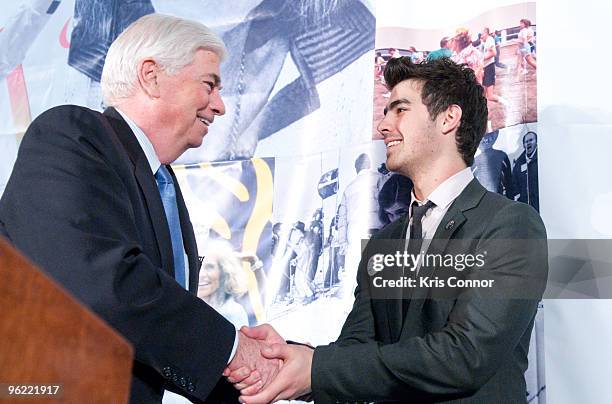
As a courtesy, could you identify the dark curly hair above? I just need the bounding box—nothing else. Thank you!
[383,57,488,166]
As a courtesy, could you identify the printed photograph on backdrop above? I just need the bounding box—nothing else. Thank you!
[372,1,536,138]
[0,1,552,404]
[473,123,539,212]
[267,152,337,305]
[174,158,275,326]
[0,0,376,198]
[265,150,343,344]
[265,142,393,345]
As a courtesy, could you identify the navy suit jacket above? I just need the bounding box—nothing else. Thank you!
[0,105,236,403]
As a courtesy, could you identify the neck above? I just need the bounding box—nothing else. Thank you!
[115,98,154,135]
[410,161,466,201]
[115,98,174,164]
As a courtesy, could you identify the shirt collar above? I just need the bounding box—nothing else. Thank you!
[115,108,161,174]
[410,167,474,210]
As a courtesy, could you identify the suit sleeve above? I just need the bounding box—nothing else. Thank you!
[0,107,235,400]
[311,202,548,402]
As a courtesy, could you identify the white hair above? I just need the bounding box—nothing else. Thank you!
[100,13,226,106]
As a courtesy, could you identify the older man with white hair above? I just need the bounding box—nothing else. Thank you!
[0,13,278,403]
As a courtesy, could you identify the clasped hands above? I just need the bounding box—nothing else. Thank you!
[224,325,313,403]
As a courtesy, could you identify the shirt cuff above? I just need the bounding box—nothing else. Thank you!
[227,329,239,364]
[287,340,315,349]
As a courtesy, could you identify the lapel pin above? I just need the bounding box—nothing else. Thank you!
[445,220,455,230]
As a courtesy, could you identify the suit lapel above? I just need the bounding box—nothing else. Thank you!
[402,179,487,331]
[380,216,409,343]
[408,209,466,304]
[167,165,200,294]
[102,108,175,278]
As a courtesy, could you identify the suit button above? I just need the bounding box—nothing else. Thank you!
[179,377,187,387]
[162,367,172,378]
[187,383,196,392]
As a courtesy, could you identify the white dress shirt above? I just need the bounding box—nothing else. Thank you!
[407,167,474,270]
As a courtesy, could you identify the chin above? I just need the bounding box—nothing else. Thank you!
[188,137,204,149]
[385,159,400,173]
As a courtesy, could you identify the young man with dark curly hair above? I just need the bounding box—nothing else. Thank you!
[228,57,548,404]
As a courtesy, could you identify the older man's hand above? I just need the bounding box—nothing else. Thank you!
[225,329,282,393]
[239,343,313,404]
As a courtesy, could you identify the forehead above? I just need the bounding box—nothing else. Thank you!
[384,79,424,115]
[185,49,221,77]
[391,79,422,99]
[524,133,536,142]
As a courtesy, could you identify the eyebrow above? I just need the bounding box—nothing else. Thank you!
[384,98,411,115]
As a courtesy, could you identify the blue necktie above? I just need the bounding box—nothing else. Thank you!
[155,165,187,289]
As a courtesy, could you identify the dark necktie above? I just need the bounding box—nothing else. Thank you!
[155,165,187,289]
[403,200,436,315]
[408,200,436,255]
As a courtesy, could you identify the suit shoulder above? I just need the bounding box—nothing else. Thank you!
[480,191,545,237]
[482,190,539,217]
[24,105,112,146]
[30,105,107,136]
[480,188,513,208]
[16,105,128,174]
[35,104,101,123]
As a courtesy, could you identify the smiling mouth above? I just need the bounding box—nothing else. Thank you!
[386,140,402,148]
[198,116,212,126]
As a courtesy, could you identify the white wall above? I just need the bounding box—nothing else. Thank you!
[539,0,612,402]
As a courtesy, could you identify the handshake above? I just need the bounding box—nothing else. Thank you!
[224,324,314,403]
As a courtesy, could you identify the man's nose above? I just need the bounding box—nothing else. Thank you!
[210,89,225,116]
[377,114,392,137]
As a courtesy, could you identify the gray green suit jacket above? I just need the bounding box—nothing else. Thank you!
[311,179,548,403]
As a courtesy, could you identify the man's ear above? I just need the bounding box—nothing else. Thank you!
[441,104,462,135]
[137,59,161,99]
